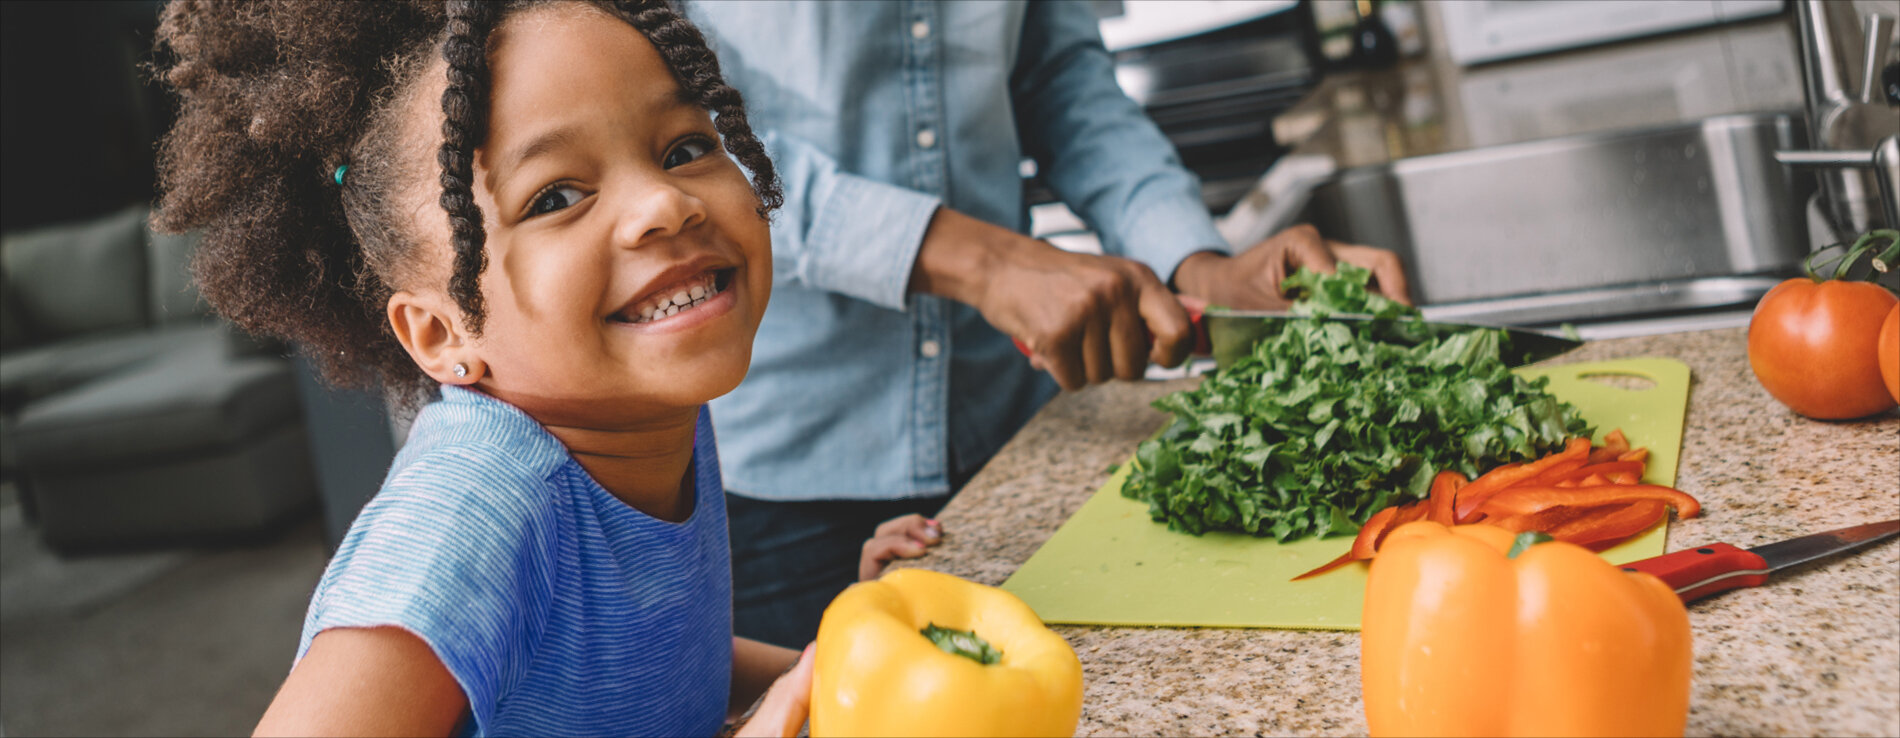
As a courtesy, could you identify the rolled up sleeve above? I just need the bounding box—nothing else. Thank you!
[762,130,942,311]
[1009,0,1228,283]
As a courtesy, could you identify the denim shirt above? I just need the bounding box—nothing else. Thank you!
[689,0,1228,500]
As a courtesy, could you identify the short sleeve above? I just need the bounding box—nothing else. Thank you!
[297,443,560,734]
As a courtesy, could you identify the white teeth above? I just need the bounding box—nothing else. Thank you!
[621,273,727,325]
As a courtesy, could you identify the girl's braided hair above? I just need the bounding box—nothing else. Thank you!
[151,0,780,405]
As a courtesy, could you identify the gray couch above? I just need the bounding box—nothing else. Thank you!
[1,205,317,552]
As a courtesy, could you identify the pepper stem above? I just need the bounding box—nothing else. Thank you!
[1507,531,1555,559]
[921,623,1003,665]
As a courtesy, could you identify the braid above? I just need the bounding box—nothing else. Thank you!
[614,0,782,216]
[437,0,501,334]
[154,0,778,405]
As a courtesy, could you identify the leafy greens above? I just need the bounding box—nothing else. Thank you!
[1120,264,1592,540]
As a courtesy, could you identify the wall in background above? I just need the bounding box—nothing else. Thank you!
[1,1,170,234]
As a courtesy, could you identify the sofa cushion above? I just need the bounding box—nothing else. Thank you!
[0,323,227,413]
[146,228,210,324]
[1,277,29,350]
[1,204,150,342]
[10,347,301,470]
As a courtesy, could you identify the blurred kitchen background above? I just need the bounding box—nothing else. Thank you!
[2,0,1895,734]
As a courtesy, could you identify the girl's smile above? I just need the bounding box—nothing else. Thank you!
[611,262,736,328]
[384,1,773,434]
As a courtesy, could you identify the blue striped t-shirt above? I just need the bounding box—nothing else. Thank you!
[296,385,732,737]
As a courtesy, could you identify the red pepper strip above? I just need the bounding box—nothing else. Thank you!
[1427,471,1467,525]
[1453,438,1592,522]
[1555,501,1668,550]
[1473,484,1702,521]
[1617,448,1649,463]
[1352,505,1401,560]
[1294,505,1401,581]
[1483,504,1595,534]
[1554,460,1646,485]
[1293,549,1358,581]
[1376,503,1432,550]
[1607,472,1640,484]
[1527,458,1589,486]
[1587,430,1632,464]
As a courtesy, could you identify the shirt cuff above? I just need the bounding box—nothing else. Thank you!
[800,174,942,311]
[1115,194,1229,287]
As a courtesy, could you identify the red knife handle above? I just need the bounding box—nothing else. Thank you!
[1011,301,1210,359]
[1621,543,1770,603]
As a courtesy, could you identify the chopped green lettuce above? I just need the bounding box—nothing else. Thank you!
[1120,264,1592,540]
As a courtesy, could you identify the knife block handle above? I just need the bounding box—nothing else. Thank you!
[1621,543,1769,603]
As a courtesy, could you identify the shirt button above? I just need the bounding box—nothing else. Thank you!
[920,339,942,358]
[916,128,937,149]
[911,20,930,40]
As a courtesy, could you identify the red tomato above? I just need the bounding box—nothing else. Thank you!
[1880,304,1899,404]
[1747,278,1899,419]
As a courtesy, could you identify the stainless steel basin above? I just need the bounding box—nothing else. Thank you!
[1268,112,1815,325]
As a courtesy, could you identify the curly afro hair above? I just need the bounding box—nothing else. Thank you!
[150,0,780,406]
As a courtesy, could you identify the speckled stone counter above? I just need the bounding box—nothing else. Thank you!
[905,327,1900,736]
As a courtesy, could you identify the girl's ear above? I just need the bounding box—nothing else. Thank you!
[388,291,485,384]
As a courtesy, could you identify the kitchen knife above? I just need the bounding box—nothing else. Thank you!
[1202,308,1583,369]
[1621,519,1900,603]
[1012,302,1582,369]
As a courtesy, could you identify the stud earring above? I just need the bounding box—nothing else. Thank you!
[453,363,468,378]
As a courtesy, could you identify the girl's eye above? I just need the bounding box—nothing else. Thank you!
[664,137,717,169]
[528,185,584,217]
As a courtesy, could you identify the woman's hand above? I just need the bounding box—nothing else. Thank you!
[860,514,943,581]
[734,644,816,738]
[909,207,1195,390]
[1172,224,1413,310]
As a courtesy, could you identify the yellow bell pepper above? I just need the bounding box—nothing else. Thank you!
[1361,521,1692,737]
[809,568,1083,737]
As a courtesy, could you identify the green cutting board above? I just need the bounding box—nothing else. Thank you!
[1001,357,1692,630]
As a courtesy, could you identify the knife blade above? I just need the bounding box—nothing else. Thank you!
[1621,519,1900,603]
[1201,308,1583,369]
[1010,302,1583,370]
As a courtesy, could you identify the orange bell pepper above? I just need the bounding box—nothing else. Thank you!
[1361,522,1692,737]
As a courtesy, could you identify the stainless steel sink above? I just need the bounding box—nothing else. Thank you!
[1263,112,1816,325]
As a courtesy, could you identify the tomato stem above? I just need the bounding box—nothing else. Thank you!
[1803,230,1900,283]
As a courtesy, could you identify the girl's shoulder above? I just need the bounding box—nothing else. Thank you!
[344,386,571,559]
[392,385,569,486]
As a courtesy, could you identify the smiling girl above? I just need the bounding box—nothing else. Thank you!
[150,1,829,735]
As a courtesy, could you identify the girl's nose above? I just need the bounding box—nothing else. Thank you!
[612,179,707,247]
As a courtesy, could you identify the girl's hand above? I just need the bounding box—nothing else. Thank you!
[735,644,815,738]
[860,514,944,581]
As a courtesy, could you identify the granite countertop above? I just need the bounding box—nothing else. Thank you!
[905,327,1900,736]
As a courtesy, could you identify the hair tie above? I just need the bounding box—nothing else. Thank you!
[333,164,349,186]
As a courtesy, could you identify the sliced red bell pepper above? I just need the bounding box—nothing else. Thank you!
[1526,458,1589,486]
[1452,438,1592,522]
[1587,430,1631,464]
[1472,484,1701,522]
[1376,503,1431,550]
[1552,500,1668,550]
[1427,471,1467,525]
[1547,460,1646,486]
[1293,505,1401,581]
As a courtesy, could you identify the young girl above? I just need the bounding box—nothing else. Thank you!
[152,1,935,734]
